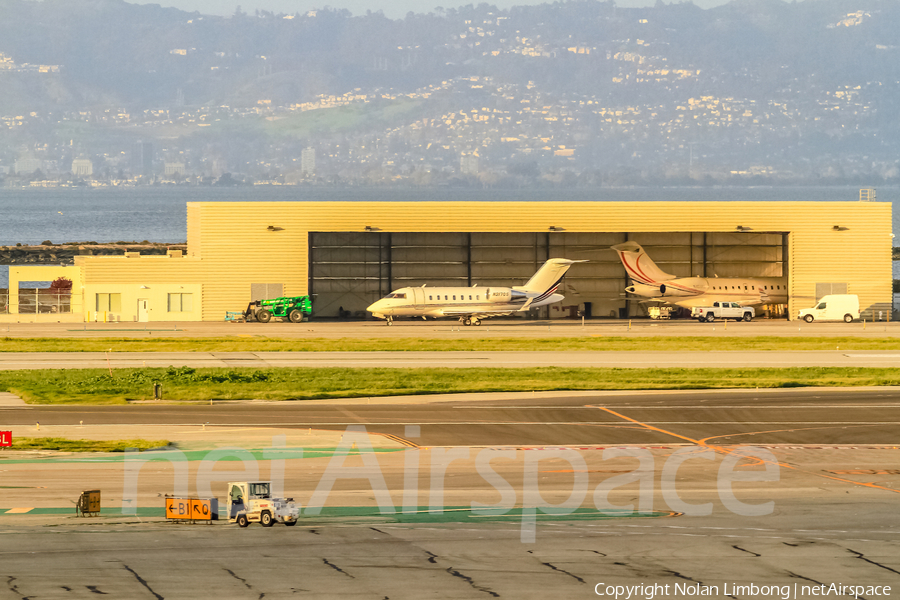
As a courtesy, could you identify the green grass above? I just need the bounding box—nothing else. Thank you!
[2,365,899,405]
[9,437,171,452]
[2,336,899,353]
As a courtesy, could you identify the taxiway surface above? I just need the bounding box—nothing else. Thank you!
[2,318,897,339]
[4,388,900,447]
[2,320,898,597]
[2,389,899,598]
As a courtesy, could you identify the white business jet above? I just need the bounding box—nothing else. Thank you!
[611,241,787,309]
[366,258,585,325]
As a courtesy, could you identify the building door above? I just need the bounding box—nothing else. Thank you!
[138,298,149,322]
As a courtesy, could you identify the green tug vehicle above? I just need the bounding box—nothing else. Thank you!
[242,295,312,323]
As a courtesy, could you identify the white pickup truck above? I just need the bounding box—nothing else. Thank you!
[691,301,755,322]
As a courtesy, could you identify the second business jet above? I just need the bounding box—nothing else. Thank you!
[366,258,585,325]
[611,241,788,308]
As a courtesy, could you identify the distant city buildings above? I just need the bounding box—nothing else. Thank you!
[0,0,898,189]
[1,69,896,187]
[164,162,186,177]
[301,147,316,176]
[132,142,153,176]
[71,159,93,177]
[0,52,60,73]
[460,153,479,175]
[14,156,42,175]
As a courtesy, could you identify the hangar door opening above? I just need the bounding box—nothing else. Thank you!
[310,232,556,319]
[309,231,786,319]
[597,232,788,318]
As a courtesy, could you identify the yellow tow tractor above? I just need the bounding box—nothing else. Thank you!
[227,481,300,527]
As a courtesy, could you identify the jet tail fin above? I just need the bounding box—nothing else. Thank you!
[610,242,676,285]
[518,258,586,299]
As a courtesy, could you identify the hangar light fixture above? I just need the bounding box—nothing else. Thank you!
[364,225,374,231]
[266,225,283,231]
[548,226,564,231]
[736,225,751,231]
[833,225,844,231]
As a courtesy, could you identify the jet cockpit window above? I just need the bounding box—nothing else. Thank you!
[385,293,407,299]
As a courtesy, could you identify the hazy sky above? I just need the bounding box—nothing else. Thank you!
[134,0,733,18]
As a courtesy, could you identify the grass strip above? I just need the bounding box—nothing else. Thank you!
[2,366,899,405]
[0,448,402,464]
[8,437,171,452]
[0,506,670,524]
[2,336,900,353]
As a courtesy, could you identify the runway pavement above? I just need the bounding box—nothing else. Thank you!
[0,500,897,599]
[1,318,897,339]
[4,388,900,447]
[2,388,899,598]
[3,349,900,369]
[1,320,898,597]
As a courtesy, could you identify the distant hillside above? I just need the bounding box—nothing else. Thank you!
[0,0,896,108]
[2,0,900,185]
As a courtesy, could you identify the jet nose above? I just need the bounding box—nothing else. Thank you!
[367,299,386,313]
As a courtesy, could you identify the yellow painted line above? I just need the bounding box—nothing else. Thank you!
[5,508,34,514]
[174,427,274,434]
[400,508,479,514]
[376,433,420,448]
[592,405,900,495]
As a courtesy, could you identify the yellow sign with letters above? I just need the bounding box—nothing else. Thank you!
[165,497,218,521]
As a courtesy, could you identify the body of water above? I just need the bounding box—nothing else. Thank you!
[1,185,896,289]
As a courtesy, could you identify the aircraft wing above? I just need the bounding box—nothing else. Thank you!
[440,308,517,318]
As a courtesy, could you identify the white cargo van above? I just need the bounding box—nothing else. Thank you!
[798,294,859,323]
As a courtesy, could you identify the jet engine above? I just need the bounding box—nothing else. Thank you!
[624,283,662,297]
[657,277,708,297]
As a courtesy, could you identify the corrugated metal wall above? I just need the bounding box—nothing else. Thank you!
[186,203,202,258]
[78,201,891,321]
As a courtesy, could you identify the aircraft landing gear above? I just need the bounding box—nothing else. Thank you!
[385,316,393,326]
[462,317,472,326]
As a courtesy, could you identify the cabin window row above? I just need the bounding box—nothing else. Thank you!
[710,285,782,291]
[428,295,480,301]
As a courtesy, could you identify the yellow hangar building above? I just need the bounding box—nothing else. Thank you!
[3,199,893,322]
